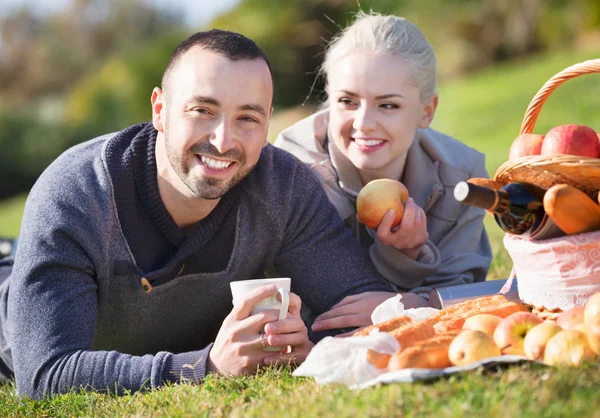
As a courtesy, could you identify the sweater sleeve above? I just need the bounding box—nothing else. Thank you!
[273,161,393,316]
[7,163,209,400]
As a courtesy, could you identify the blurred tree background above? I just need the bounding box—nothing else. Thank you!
[0,0,599,199]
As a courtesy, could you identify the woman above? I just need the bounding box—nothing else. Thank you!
[275,12,492,333]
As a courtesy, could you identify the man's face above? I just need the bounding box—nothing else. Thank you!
[152,47,273,200]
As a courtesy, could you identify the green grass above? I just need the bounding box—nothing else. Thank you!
[1,48,600,415]
[0,193,26,238]
[1,362,599,417]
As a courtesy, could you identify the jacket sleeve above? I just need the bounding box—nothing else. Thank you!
[367,161,493,300]
[8,163,209,400]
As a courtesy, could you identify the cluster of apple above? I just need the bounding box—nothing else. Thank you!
[448,292,600,367]
[509,124,600,160]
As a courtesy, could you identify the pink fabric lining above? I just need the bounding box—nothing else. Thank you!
[504,230,600,310]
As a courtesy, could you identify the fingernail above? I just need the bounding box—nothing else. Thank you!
[387,209,395,217]
[312,323,322,331]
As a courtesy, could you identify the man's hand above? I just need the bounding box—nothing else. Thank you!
[377,198,428,259]
[263,292,313,366]
[311,291,397,333]
[208,285,312,375]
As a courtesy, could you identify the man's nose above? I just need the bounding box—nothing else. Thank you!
[211,119,235,153]
[352,105,377,133]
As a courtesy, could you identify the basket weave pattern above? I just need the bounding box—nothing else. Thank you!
[493,59,600,195]
[497,59,600,311]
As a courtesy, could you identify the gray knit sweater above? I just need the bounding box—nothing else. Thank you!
[0,123,391,399]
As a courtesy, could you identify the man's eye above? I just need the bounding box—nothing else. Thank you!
[239,116,258,123]
[194,108,211,115]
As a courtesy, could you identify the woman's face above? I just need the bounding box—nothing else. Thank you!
[327,52,437,175]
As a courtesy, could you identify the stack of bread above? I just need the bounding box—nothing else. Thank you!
[361,293,600,371]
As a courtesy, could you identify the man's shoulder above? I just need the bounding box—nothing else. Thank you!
[244,144,321,203]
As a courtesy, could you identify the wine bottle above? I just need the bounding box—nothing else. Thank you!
[453,181,546,235]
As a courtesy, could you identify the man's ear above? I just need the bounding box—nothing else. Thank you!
[418,94,438,129]
[263,106,275,147]
[151,87,165,133]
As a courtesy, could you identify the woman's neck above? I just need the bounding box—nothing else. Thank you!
[358,152,408,186]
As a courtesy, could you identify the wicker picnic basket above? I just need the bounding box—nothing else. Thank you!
[496,58,600,313]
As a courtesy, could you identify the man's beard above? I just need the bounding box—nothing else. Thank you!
[164,133,254,200]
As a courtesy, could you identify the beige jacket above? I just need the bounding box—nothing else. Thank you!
[274,110,492,299]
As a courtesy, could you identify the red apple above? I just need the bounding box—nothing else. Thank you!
[462,314,503,338]
[584,292,600,325]
[541,124,600,158]
[448,330,501,366]
[523,321,562,361]
[493,312,543,355]
[508,133,545,160]
[357,179,409,230]
[555,306,586,330]
[583,321,600,355]
[543,329,596,366]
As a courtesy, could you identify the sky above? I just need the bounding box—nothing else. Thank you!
[0,0,241,27]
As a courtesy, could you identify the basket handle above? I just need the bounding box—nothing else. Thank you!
[520,58,600,135]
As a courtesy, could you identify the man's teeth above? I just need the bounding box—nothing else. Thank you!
[354,138,384,146]
[201,156,233,170]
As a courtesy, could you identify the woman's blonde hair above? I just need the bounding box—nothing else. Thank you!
[322,11,437,102]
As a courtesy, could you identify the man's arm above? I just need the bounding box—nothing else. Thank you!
[272,161,393,317]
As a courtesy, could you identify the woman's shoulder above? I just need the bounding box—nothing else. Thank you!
[417,128,487,176]
[273,109,330,166]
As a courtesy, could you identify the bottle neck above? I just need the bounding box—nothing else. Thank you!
[454,182,508,213]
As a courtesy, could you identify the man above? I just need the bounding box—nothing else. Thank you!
[0,29,393,399]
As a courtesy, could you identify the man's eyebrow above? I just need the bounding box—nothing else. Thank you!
[188,95,220,106]
[239,104,267,118]
[335,90,406,100]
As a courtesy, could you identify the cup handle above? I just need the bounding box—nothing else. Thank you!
[276,287,289,321]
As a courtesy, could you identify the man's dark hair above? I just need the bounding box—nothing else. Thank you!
[161,29,272,92]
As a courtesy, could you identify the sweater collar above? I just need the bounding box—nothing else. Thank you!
[132,123,241,251]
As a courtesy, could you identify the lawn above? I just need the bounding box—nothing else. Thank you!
[1,47,600,416]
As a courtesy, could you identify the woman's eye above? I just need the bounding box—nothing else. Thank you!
[380,103,399,110]
[338,98,357,107]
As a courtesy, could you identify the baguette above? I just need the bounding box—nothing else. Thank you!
[389,320,436,350]
[366,350,392,369]
[543,184,600,235]
[388,334,455,370]
[352,315,412,337]
[433,300,530,334]
[427,295,507,324]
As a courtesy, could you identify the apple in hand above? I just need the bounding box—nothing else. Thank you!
[541,124,600,158]
[357,179,409,230]
[462,314,502,338]
[555,306,585,330]
[584,292,600,325]
[543,329,596,366]
[523,321,562,361]
[509,133,545,160]
[448,330,501,366]
[493,312,543,355]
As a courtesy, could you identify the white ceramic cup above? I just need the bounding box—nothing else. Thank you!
[229,278,291,352]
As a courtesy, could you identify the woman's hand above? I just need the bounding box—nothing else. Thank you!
[377,198,428,259]
[311,291,397,334]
